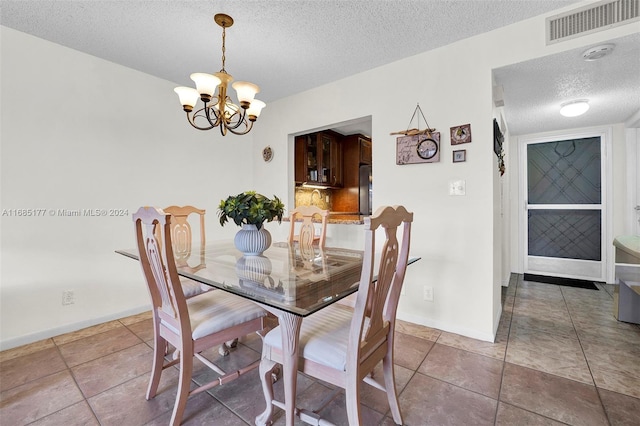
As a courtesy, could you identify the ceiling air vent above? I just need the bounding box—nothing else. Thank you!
[546,0,639,44]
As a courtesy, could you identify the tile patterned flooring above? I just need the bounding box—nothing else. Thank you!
[1,274,639,425]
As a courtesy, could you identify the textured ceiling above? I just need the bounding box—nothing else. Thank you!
[2,0,638,136]
[493,32,640,135]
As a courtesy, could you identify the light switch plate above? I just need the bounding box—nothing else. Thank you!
[449,180,466,196]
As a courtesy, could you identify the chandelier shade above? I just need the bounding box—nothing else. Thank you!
[174,14,265,136]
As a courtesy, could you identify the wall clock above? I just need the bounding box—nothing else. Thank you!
[416,137,439,160]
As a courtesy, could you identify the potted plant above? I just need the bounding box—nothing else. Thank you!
[218,191,284,255]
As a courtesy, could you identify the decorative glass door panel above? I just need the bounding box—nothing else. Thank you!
[306,136,318,182]
[528,209,601,261]
[525,136,605,281]
[321,134,331,184]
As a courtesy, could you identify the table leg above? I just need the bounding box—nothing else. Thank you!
[257,306,302,426]
[277,312,302,426]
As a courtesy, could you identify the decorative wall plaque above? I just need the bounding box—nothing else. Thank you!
[262,146,273,162]
[450,124,471,145]
[396,132,441,165]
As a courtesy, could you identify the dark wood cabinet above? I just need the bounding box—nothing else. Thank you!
[360,138,372,165]
[332,134,372,213]
[295,131,372,213]
[340,134,372,187]
[294,131,342,187]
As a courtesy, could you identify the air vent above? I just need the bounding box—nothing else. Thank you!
[546,0,639,44]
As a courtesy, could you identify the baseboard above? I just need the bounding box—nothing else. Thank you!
[396,311,495,343]
[0,304,151,351]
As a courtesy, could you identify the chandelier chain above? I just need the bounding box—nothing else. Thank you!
[220,26,226,73]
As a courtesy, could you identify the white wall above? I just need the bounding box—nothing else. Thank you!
[250,4,639,342]
[1,1,637,349]
[0,27,253,349]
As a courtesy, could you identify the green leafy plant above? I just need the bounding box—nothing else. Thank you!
[218,191,284,230]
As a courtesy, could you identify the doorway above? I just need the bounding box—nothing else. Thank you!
[521,129,610,282]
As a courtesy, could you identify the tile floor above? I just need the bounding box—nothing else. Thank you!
[1,274,640,425]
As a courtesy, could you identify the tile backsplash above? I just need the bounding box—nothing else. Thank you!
[294,187,330,211]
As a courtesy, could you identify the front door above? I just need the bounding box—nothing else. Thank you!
[522,130,608,281]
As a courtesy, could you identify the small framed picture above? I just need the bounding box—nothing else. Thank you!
[451,124,472,145]
[453,149,466,163]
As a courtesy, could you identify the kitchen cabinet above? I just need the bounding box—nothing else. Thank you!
[294,131,342,187]
[360,138,372,165]
[340,134,372,187]
[332,134,372,214]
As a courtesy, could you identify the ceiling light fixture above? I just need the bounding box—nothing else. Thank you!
[560,100,589,117]
[174,14,265,136]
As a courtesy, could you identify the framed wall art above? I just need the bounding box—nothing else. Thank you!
[262,146,273,162]
[450,124,471,145]
[396,132,441,165]
[453,149,466,163]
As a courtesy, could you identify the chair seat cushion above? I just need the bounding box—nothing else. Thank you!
[179,277,208,298]
[264,305,355,371]
[185,291,267,339]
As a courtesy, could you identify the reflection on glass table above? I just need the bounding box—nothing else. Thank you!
[117,240,364,317]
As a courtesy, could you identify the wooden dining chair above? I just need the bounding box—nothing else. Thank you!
[162,205,239,356]
[257,205,413,426]
[162,205,208,298]
[287,205,329,249]
[133,206,269,426]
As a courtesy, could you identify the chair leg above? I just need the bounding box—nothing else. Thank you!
[256,358,278,426]
[146,335,166,400]
[345,376,362,425]
[218,338,239,356]
[382,355,403,425]
[218,342,230,356]
[170,346,193,426]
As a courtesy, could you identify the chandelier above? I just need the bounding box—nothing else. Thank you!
[174,14,265,136]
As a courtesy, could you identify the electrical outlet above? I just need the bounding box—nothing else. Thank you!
[423,286,433,302]
[62,290,75,305]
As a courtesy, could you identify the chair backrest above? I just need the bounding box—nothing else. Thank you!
[134,207,189,335]
[347,205,413,369]
[162,205,206,260]
[288,205,329,249]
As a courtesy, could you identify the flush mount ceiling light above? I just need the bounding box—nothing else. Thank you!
[582,44,615,61]
[560,100,589,117]
[174,14,265,136]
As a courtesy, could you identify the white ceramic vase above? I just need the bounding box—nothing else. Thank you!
[234,224,272,256]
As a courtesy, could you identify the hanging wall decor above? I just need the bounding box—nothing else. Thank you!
[450,124,472,145]
[493,118,505,176]
[453,149,466,163]
[392,103,440,165]
[262,146,273,162]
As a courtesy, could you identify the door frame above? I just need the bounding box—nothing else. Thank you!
[625,128,639,235]
[518,127,614,283]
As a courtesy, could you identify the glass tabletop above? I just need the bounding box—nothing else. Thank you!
[116,240,364,317]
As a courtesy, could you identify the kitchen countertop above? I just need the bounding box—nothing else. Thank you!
[283,213,366,225]
[327,214,366,224]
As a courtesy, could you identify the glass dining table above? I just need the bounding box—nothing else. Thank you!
[116,239,366,425]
